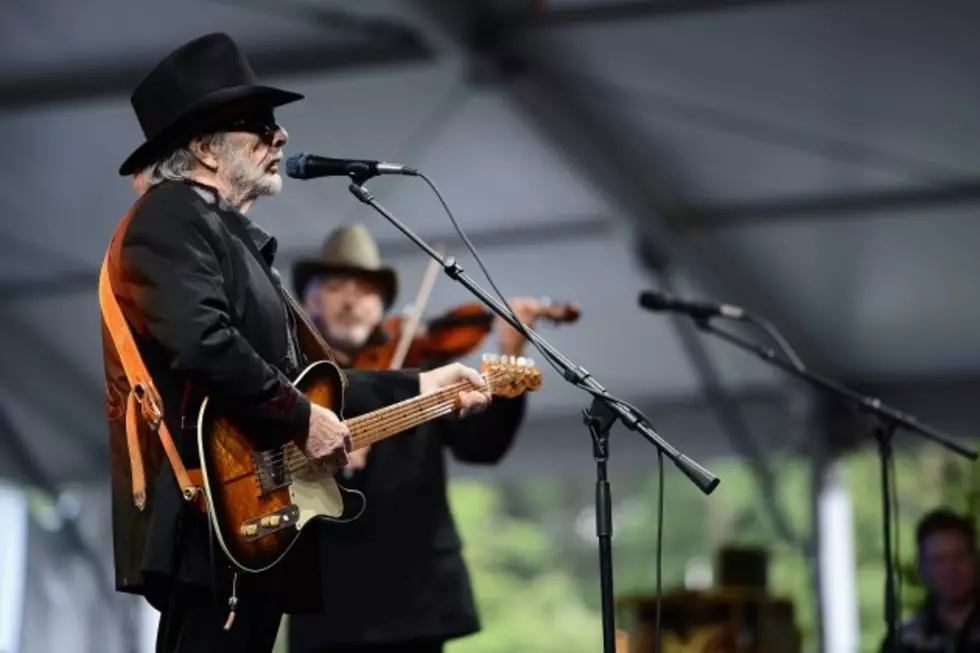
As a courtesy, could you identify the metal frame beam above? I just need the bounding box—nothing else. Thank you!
[495,0,831,31]
[0,35,435,110]
[0,214,613,302]
[412,0,835,368]
[500,67,835,366]
[685,179,980,230]
[411,0,834,556]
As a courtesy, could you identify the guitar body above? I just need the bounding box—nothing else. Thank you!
[196,354,542,574]
[196,360,365,573]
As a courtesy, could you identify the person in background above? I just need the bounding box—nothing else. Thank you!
[287,224,543,653]
[885,509,980,653]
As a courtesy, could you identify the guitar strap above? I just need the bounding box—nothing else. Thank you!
[99,241,201,511]
[99,204,342,513]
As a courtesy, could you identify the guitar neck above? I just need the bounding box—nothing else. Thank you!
[344,370,498,449]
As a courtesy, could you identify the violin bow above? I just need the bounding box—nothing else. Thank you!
[388,244,446,370]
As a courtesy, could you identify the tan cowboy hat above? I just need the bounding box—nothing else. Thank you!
[292,224,399,309]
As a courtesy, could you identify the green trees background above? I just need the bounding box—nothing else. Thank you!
[445,445,977,653]
[271,443,976,653]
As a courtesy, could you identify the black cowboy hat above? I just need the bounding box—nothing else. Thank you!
[118,32,304,176]
[292,225,399,310]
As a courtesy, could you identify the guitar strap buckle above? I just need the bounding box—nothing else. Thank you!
[134,383,163,431]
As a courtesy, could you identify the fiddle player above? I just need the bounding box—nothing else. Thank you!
[286,224,543,653]
[102,33,493,653]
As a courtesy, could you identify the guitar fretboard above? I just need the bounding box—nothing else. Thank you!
[345,370,495,448]
[280,369,507,472]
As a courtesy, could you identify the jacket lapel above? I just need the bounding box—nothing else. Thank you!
[213,204,341,371]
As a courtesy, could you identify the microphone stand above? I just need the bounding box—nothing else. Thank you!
[690,317,976,652]
[347,179,720,653]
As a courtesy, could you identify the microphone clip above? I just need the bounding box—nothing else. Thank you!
[345,163,376,186]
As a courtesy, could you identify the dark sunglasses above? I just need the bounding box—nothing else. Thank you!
[225,110,280,143]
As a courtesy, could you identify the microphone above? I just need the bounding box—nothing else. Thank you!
[285,153,417,180]
[638,290,746,321]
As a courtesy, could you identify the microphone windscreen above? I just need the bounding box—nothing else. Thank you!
[284,154,308,179]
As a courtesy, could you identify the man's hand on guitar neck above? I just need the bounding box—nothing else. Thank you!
[420,362,491,419]
[331,363,491,474]
[306,404,352,474]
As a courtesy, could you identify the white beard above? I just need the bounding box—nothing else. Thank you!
[323,323,372,352]
[220,141,281,204]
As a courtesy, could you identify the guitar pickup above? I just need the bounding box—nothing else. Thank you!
[239,504,300,541]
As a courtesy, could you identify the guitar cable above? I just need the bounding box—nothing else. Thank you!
[200,475,241,631]
[414,171,667,652]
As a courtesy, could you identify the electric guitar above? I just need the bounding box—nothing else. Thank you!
[196,354,542,573]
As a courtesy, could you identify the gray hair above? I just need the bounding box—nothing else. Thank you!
[132,132,227,194]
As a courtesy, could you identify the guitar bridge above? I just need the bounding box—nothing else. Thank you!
[239,504,300,541]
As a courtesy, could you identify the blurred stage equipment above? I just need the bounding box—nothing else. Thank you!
[287,152,722,653]
[617,628,630,653]
[616,545,799,653]
[616,589,800,653]
[638,290,746,321]
[717,547,768,592]
[637,288,978,653]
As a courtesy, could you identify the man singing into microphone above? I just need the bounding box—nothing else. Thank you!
[101,33,492,653]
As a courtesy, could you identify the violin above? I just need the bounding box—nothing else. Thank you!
[345,247,577,471]
[352,300,580,370]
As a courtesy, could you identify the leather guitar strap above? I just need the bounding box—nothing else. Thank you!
[98,252,200,510]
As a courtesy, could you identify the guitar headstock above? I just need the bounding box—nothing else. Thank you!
[480,353,543,398]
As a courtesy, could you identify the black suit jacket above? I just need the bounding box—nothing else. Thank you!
[288,387,526,650]
[101,180,419,613]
